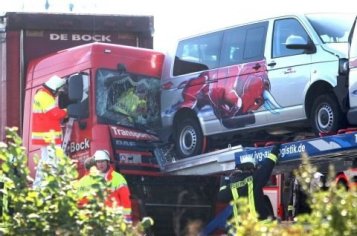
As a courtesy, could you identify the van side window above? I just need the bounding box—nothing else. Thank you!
[220,22,268,67]
[173,32,223,76]
[243,24,267,61]
[272,18,309,58]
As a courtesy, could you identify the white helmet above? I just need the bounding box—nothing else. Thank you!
[45,75,66,91]
[93,150,110,162]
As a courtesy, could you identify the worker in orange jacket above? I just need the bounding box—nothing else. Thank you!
[31,75,68,188]
[76,150,133,224]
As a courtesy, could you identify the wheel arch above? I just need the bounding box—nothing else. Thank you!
[171,108,205,143]
[173,108,202,135]
[305,81,334,119]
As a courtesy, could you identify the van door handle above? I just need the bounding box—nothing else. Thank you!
[268,61,277,67]
[252,63,261,70]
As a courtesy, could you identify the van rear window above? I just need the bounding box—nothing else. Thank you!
[173,32,223,76]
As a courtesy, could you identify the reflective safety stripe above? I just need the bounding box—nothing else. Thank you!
[267,153,277,163]
[32,130,62,143]
[123,208,131,215]
[247,180,256,218]
[231,185,240,226]
[230,176,253,189]
[230,176,256,219]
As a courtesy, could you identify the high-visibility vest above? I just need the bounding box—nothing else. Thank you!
[106,168,132,219]
[229,153,278,221]
[75,167,132,219]
[31,88,67,145]
[230,175,256,220]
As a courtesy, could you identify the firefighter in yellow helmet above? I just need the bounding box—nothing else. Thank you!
[31,75,68,188]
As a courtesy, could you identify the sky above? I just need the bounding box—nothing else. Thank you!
[1,0,356,51]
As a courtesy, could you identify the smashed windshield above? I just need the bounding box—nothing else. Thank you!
[306,13,355,43]
[96,68,161,131]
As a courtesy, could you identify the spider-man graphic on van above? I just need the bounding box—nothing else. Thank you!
[166,61,281,127]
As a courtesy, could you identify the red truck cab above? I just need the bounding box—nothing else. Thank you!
[22,42,165,178]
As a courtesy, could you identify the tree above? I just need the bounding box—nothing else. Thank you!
[226,152,357,235]
[293,153,357,236]
[0,127,147,235]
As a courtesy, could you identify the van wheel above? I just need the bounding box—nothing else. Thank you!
[310,94,345,135]
[174,118,205,159]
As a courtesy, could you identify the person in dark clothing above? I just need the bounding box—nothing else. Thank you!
[217,144,281,221]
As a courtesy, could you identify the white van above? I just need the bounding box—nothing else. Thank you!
[160,13,357,158]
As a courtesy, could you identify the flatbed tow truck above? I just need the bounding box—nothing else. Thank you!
[155,129,357,234]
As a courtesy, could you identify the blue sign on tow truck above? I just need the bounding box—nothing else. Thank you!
[235,131,357,167]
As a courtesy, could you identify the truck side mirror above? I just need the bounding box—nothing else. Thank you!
[68,99,89,121]
[68,74,84,102]
[67,73,89,125]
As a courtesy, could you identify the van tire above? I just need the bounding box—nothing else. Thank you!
[174,118,204,158]
[310,94,345,135]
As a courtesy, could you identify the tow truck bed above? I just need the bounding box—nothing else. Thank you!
[158,130,357,175]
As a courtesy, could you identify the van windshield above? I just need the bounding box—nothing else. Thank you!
[306,14,355,43]
[95,68,161,131]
